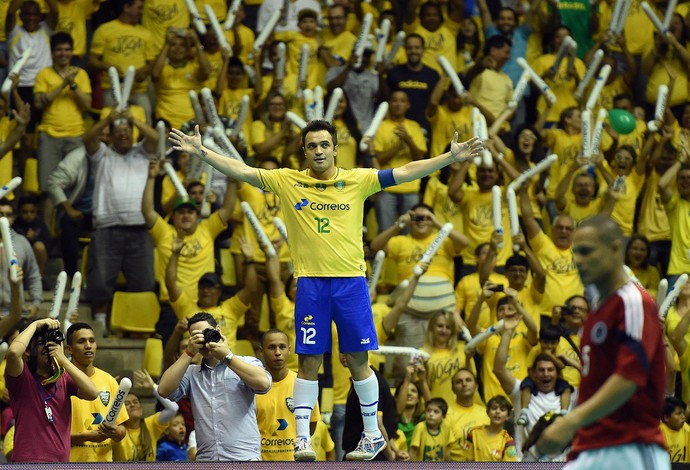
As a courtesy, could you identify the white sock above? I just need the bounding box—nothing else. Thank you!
[293,378,318,440]
[352,372,380,437]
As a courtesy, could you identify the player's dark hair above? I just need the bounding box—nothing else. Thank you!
[301,120,338,148]
[260,328,289,348]
[487,394,512,414]
[578,215,625,250]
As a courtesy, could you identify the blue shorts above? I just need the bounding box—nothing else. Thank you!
[294,277,378,355]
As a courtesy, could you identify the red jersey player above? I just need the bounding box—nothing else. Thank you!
[537,215,670,469]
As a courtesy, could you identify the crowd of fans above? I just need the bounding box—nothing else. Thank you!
[0,0,688,463]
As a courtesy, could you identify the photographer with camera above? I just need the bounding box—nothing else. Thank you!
[158,311,272,461]
[5,291,99,462]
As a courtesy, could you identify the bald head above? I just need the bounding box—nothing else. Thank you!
[578,215,624,251]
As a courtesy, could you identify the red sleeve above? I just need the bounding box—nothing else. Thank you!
[614,293,660,387]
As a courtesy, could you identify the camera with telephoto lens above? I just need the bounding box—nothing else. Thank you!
[41,326,64,345]
[202,328,221,345]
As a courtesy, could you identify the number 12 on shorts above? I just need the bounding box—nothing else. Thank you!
[301,327,316,344]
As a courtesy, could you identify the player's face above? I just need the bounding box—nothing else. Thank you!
[67,328,97,367]
[452,370,477,398]
[425,404,444,427]
[260,332,290,372]
[572,226,612,287]
[303,130,337,177]
[124,393,143,420]
[532,360,558,393]
[487,402,509,425]
[551,215,575,249]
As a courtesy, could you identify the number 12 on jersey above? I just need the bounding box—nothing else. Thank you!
[314,217,330,233]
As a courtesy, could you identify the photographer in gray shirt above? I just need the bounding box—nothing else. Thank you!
[158,312,272,461]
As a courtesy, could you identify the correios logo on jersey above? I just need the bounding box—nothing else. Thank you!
[293,198,350,211]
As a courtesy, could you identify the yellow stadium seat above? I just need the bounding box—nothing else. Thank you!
[110,291,160,334]
[234,339,255,357]
[143,337,163,379]
[320,387,334,413]
[23,158,39,194]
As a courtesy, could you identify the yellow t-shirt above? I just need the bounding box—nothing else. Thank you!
[312,419,335,461]
[55,0,98,56]
[34,66,91,137]
[562,194,604,225]
[646,51,690,107]
[458,187,512,266]
[424,346,473,407]
[410,421,455,461]
[270,294,298,373]
[142,0,189,53]
[455,271,508,332]
[99,105,147,141]
[333,118,358,170]
[387,233,458,283]
[90,19,157,93]
[218,87,255,145]
[526,338,581,388]
[250,120,299,163]
[632,265,661,301]
[257,167,381,278]
[610,169,645,236]
[70,368,130,462]
[543,129,582,200]
[478,333,531,405]
[412,24,457,75]
[597,75,631,111]
[423,176,463,233]
[149,212,228,302]
[273,31,320,90]
[638,169,674,243]
[664,194,690,276]
[0,117,15,197]
[201,49,225,90]
[531,54,586,123]
[154,61,203,129]
[465,426,517,461]
[170,290,249,352]
[113,413,170,461]
[225,24,256,66]
[318,30,357,85]
[230,184,290,263]
[255,369,320,461]
[468,70,512,120]
[530,231,583,316]
[428,105,473,158]
[372,119,428,194]
[660,422,690,463]
[446,402,491,461]
[623,0,655,56]
[193,0,226,22]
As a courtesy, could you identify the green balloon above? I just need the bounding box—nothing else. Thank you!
[608,108,636,135]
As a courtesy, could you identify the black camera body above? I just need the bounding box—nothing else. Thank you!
[41,326,64,344]
[202,327,221,345]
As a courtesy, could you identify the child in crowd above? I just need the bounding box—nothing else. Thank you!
[465,395,518,462]
[659,396,690,463]
[12,195,51,277]
[409,397,453,461]
[156,414,188,461]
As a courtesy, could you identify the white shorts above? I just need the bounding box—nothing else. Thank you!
[565,443,670,470]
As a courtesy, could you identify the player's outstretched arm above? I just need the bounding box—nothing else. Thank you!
[392,134,483,185]
[169,126,261,187]
[537,374,637,455]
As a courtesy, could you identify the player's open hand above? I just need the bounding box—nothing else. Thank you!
[450,134,483,163]
[169,126,203,156]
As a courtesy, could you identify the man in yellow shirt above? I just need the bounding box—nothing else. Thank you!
[34,32,91,221]
[446,368,490,461]
[142,159,237,342]
[256,329,320,460]
[520,184,584,322]
[67,323,129,461]
[465,35,513,124]
[658,157,690,280]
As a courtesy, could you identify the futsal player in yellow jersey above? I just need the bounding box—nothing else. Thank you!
[256,329,320,461]
[169,119,483,461]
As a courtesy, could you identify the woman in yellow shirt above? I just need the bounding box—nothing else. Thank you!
[250,91,301,167]
[625,235,661,301]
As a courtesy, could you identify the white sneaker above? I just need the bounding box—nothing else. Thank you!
[345,432,387,461]
[294,436,316,461]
